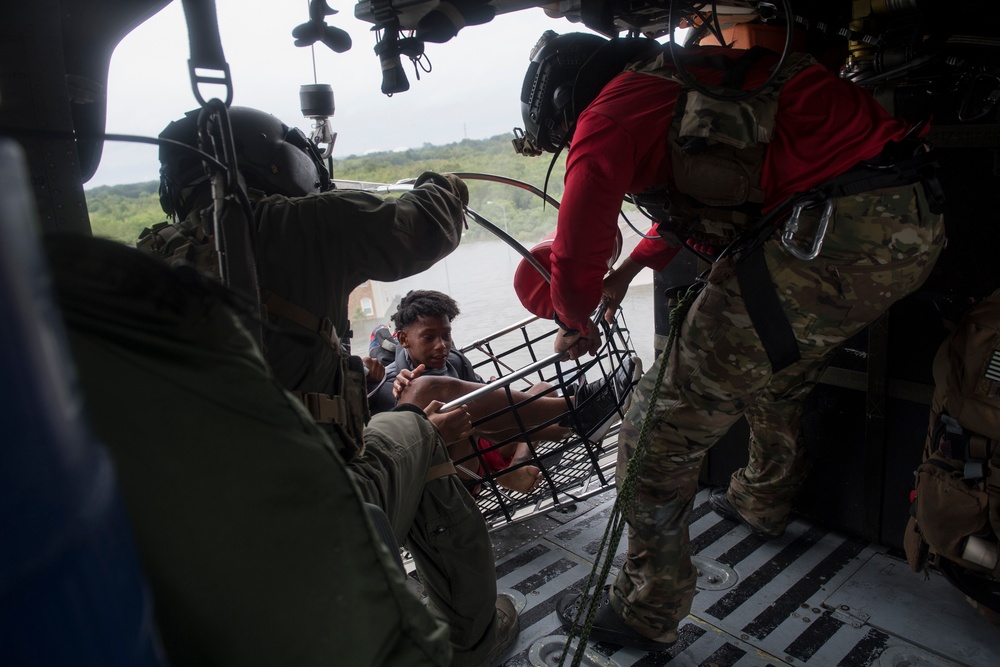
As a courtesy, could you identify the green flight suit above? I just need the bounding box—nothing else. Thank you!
[247,175,502,666]
[46,234,452,666]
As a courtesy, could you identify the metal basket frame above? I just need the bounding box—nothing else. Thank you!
[446,309,639,529]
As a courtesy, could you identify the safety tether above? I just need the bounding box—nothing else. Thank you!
[178,0,264,349]
[559,284,702,667]
[180,0,234,107]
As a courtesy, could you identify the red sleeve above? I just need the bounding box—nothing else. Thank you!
[551,113,636,332]
[631,223,680,271]
[763,66,914,206]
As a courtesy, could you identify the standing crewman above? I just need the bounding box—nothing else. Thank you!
[138,105,518,666]
[512,31,945,649]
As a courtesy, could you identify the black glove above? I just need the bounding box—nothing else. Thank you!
[415,171,469,206]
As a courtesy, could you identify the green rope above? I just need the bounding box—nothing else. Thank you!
[559,285,701,667]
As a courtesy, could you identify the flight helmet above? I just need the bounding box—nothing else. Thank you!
[515,31,662,155]
[158,106,331,218]
[516,31,607,155]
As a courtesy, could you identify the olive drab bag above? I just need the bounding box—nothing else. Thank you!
[905,289,1000,623]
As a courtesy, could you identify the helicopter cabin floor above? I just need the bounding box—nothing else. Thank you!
[449,487,1000,667]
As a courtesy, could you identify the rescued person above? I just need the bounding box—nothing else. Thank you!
[371,290,638,495]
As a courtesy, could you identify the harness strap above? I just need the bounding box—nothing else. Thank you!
[935,415,993,459]
[818,147,941,203]
[262,290,338,349]
[719,46,770,87]
[736,246,801,372]
[425,461,458,483]
[722,141,942,373]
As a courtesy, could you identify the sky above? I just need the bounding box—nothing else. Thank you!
[88,1,588,188]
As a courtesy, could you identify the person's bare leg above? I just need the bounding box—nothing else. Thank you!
[449,439,542,495]
[495,442,542,494]
[399,375,571,441]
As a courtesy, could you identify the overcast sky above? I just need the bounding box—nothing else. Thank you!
[88,1,587,188]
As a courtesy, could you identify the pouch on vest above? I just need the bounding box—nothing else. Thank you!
[261,289,368,457]
[913,455,993,572]
[137,212,217,275]
[670,85,777,207]
[906,289,1000,596]
[628,50,817,248]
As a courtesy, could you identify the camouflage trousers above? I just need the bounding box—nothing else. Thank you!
[610,182,946,640]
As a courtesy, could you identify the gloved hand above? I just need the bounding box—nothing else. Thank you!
[415,171,469,206]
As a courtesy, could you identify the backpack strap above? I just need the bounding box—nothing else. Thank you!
[262,290,338,349]
[261,290,369,435]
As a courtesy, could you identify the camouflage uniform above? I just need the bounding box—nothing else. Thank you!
[611,182,945,640]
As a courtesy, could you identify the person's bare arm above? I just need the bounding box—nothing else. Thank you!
[601,257,645,323]
[362,356,385,384]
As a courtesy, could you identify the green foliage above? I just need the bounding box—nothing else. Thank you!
[85,180,163,244]
[333,134,568,244]
[84,134,569,245]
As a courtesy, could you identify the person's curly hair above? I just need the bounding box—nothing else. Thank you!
[391,290,461,331]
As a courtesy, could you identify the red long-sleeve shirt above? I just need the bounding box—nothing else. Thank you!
[551,50,916,332]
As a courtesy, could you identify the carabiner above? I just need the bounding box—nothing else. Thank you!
[781,198,835,261]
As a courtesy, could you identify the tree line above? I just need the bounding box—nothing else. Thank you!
[85,134,569,245]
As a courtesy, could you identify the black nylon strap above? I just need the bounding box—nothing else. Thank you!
[814,146,942,207]
[181,0,226,69]
[181,0,233,106]
[736,247,801,373]
[720,46,770,88]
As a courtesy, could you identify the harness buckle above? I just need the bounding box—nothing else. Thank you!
[300,391,347,425]
[781,198,835,261]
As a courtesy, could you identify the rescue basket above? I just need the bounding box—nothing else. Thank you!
[444,309,640,529]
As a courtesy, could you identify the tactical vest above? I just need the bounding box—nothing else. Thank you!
[625,48,818,249]
[138,210,370,456]
[905,290,1000,624]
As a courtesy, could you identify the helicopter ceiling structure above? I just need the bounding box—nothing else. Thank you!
[4,0,999,237]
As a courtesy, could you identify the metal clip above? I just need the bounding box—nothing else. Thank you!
[511,127,542,157]
[781,198,835,261]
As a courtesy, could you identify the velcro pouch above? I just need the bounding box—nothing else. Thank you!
[914,456,990,569]
[903,515,929,573]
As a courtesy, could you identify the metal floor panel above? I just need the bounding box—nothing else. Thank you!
[488,488,1000,667]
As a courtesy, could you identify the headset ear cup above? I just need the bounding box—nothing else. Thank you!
[546,83,575,144]
[552,83,574,114]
